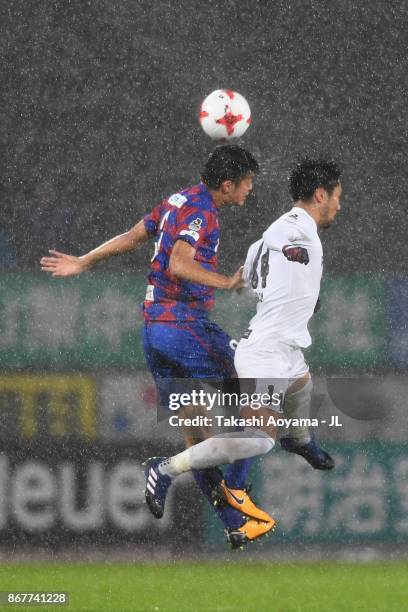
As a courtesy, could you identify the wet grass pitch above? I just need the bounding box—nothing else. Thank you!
[0,561,406,611]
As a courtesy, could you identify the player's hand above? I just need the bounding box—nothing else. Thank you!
[282,245,309,265]
[40,250,89,277]
[226,266,245,290]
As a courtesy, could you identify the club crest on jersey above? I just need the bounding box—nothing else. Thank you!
[168,193,187,208]
[188,218,203,231]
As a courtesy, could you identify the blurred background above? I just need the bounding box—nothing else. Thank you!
[1,0,408,561]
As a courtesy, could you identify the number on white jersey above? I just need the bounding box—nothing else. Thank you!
[250,242,270,291]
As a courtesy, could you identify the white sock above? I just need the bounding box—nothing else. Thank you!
[281,379,312,444]
[159,429,274,477]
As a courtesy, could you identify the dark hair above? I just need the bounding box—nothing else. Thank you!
[201,145,259,189]
[289,159,341,202]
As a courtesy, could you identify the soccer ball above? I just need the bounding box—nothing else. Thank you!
[199,89,251,140]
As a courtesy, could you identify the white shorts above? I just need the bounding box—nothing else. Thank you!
[234,332,309,401]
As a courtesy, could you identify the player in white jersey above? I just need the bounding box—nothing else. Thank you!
[144,159,342,546]
[234,161,340,468]
[240,207,323,355]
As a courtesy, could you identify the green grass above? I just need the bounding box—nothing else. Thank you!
[0,561,406,612]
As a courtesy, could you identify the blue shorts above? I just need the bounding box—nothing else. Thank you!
[142,319,236,410]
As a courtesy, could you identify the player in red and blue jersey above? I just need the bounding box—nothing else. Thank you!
[40,145,274,549]
[143,183,221,322]
[142,181,239,408]
[141,147,276,547]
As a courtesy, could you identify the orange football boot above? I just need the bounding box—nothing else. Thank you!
[215,480,274,523]
[226,517,276,549]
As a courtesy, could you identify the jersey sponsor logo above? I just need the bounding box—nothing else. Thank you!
[145,284,154,301]
[188,217,203,231]
[168,193,187,208]
[179,229,200,241]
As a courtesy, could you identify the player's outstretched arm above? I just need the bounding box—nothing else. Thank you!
[40,219,150,277]
[169,240,243,290]
[40,250,89,277]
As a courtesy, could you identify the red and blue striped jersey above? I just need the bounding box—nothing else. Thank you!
[142,183,220,322]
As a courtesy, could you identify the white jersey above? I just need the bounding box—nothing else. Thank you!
[243,206,322,348]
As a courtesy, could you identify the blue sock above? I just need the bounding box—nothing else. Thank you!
[192,468,245,530]
[224,458,254,489]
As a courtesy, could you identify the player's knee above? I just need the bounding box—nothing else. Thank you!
[216,432,274,463]
[257,433,275,455]
[243,428,275,456]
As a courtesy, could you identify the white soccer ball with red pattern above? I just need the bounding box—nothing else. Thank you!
[199,89,252,140]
